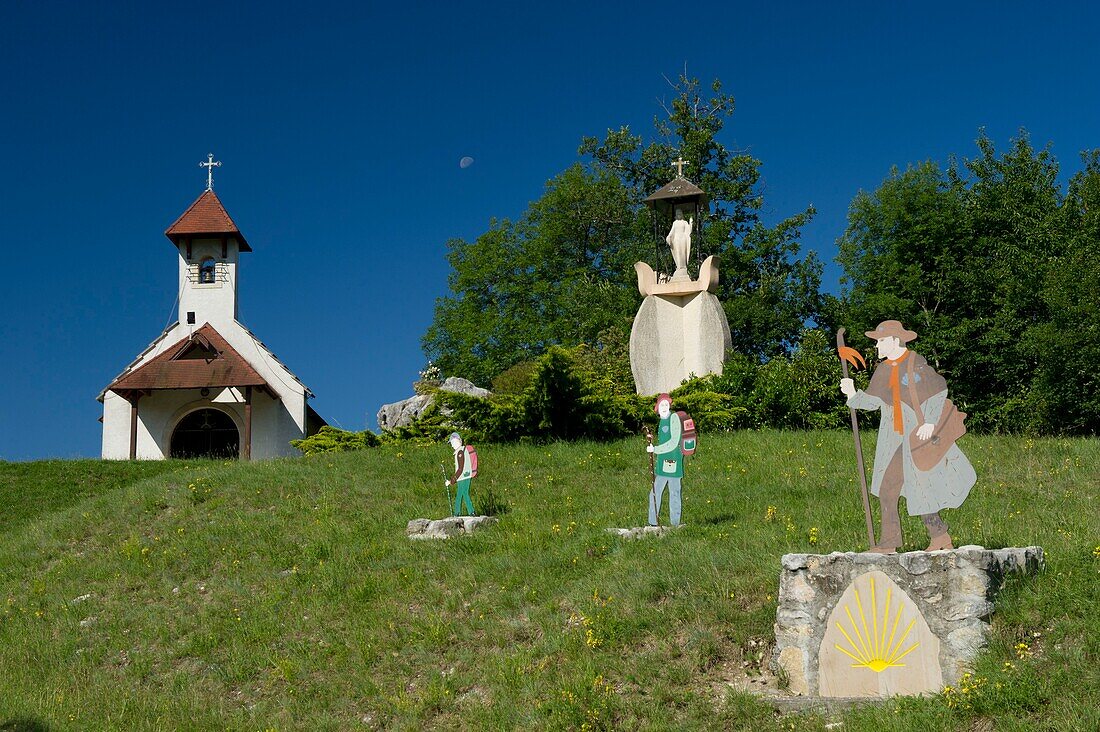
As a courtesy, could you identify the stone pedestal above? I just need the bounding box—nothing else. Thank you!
[773,546,1043,698]
[406,516,497,540]
[630,256,732,395]
[605,525,682,539]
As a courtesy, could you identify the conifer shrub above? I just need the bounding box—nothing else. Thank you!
[491,360,540,395]
[291,426,381,456]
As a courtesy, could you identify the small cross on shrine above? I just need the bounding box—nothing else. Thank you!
[199,153,222,191]
[671,156,690,177]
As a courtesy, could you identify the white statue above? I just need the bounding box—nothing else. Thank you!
[666,209,693,279]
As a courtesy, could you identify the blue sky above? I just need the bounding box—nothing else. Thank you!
[1,1,1097,460]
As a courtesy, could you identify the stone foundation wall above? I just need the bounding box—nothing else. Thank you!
[773,546,1043,697]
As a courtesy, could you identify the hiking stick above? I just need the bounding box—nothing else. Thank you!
[439,462,453,515]
[643,425,659,527]
[837,328,875,549]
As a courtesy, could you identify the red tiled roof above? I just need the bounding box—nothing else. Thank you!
[165,189,252,252]
[108,323,272,393]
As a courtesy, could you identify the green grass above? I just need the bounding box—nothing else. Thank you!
[0,431,1097,731]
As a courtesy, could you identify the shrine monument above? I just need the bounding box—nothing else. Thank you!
[629,158,732,394]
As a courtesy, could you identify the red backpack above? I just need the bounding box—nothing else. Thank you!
[677,411,697,455]
[465,445,479,477]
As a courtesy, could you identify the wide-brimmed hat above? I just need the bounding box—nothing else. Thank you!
[864,320,917,343]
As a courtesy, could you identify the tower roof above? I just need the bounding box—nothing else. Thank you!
[165,189,252,252]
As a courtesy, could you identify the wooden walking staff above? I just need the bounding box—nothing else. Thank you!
[439,462,453,515]
[643,425,659,527]
[837,328,875,549]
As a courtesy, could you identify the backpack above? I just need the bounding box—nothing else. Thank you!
[676,411,697,455]
[465,445,479,477]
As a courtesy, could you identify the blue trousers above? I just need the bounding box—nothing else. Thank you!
[649,476,682,526]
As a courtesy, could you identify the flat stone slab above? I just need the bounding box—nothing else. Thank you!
[773,545,1043,699]
[406,516,497,540]
[605,525,682,539]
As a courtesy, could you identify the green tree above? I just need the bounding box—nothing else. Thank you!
[835,160,973,375]
[1026,150,1100,433]
[580,74,824,357]
[836,130,1096,433]
[422,164,645,385]
[424,74,825,385]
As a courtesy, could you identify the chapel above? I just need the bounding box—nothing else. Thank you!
[98,162,324,459]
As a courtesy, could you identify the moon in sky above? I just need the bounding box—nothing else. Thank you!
[459,156,474,169]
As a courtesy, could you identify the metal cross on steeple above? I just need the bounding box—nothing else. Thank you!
[199,153,222,191]
[671,156,690,177]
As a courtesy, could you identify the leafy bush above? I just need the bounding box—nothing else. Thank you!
[436,391,526,443]
[521,346,630,441]
[396,345,640,444]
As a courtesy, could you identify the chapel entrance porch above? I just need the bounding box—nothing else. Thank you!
[169,408,240,459]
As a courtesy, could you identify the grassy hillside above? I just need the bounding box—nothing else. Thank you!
[0,431,1097,731]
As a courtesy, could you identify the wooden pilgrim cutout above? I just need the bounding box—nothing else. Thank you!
[838,321,976,553]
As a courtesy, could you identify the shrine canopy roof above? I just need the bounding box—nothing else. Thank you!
[644,176,709,216]
[107,323,272,396]
[164,189,252,252]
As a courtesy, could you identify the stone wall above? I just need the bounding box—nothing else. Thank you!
[773,546,1043,698]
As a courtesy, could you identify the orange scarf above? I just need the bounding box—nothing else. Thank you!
[886,350,910,435]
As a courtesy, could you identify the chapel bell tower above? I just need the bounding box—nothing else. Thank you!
[164,154,250,329]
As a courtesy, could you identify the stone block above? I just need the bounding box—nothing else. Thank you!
[378,377,491,430]
[406,515,498,540]
[605,525,681,539]
[778,646,810,696]
[772,546,1043,698]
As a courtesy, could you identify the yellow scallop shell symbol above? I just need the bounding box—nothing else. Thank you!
[833,575,919,672]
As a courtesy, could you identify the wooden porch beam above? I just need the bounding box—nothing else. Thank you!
[128,391,142,460]
[242,386,252,461]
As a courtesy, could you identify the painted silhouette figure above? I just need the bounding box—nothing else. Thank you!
[840,321,975,553]
[445,432,475,516]
[647,393,684,526]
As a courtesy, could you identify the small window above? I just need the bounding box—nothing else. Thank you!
[199,258,216,284]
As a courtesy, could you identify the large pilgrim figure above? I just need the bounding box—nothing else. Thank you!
[839,320,975,552]
[99,156,325,460]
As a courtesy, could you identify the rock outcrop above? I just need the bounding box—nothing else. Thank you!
[377,377,491,431]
